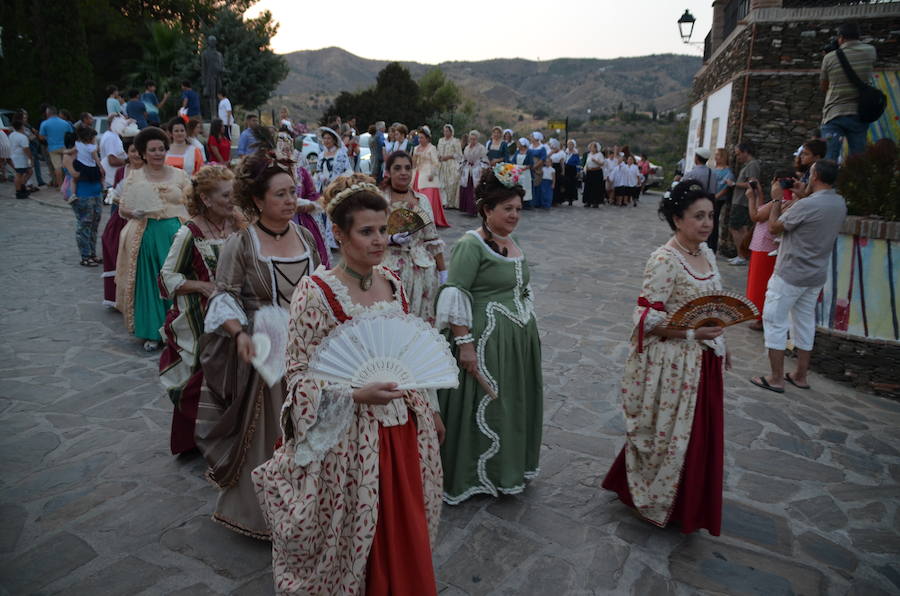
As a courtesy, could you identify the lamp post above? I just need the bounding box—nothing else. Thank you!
[678,9,696,43]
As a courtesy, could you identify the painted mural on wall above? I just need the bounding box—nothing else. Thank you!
[816,234,900,342]
[869,70,900,144]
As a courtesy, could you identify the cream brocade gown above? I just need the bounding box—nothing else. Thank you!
[437,136,461,208]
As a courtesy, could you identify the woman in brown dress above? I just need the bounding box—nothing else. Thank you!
[195,148,321,539]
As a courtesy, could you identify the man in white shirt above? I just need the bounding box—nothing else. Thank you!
[99,115,127,189]
[217,90,234,139]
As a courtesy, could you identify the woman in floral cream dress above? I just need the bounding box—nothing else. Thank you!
[254,174,444,594]
[602,180,730,535]
[381,150,447,325]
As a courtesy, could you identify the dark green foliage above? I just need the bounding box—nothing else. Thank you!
[838,139,900,221]
[322,62,457,128]
[0,0,95,114]
[0,0,285,118]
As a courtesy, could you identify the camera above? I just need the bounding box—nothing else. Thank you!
[779,178,795,190]
[823,37,839,53]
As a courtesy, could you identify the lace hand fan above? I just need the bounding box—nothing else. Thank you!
[387,207,429,235]
[307,314,459,391]
[250,306,290,387]
[666,291,759,329]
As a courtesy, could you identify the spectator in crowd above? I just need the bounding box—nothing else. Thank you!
[583,142,605,208]
[18,108,47,189]
[279,106,292,130]
[745,169,795,332]
[751,160,847,393]
[181,81,202,120]
[216,90,233,139]
[820,23,877,161]
[125,90,148,130]
[725,142,760,266]
[236,113,259,157]
[70,126,105,267]
[142,80,169,126]
[370,120,386,184]
[682,148,715,195]
[185,119,207,162]
[639,153,652,196]
[99,114,127,189]
[206,118,230,164]
[0,128,10,183]
[73,112,95,131]
[106,86,123,116]
[709,147,735,253]
[38,106,74,187]
[165,118,204,175]
[9,117,33,199]
[791,138,828,199]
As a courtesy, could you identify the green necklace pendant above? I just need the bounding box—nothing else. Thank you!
[342,263,373,291]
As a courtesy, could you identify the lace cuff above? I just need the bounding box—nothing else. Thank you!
[204,292,248,333]
[292,384,355,466]
[636,309,668,336]
[424,388,440,412]
[436,287,472,330]
[703,336,727,357]
[159,271,186,298]
[423,237,445,256]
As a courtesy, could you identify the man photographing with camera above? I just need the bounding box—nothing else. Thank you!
[750,160,847,394]
[820,23,877,161]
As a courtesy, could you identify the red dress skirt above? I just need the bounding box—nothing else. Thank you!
[747,250,777,320]
[101,205,128,307]
[365,415,437,595]
[413,172,450,228]
[602,349,724,535]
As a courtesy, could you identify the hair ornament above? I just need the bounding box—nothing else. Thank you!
[492,163,523,188]
[326,182,382,216]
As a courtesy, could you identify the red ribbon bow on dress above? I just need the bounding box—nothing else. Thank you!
[637,296,666,353]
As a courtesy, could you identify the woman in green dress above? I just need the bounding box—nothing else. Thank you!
[116,127,191,351]
[436,164,543,505]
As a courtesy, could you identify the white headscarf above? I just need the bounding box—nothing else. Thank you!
[531,131,544,142]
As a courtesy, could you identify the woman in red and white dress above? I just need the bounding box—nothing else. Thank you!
[412,126,449,228]
[602,180,731,536]
[254,174,444,595]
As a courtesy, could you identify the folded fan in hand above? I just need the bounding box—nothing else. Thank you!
[307,314,459,390]
[666,291,759,329]
[387,207,429,235]
[250,306,290,387]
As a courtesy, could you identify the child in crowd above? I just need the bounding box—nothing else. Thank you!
[540,161,555,209]
[9,119,33,199]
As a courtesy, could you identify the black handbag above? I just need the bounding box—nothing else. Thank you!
[835,47,887,123]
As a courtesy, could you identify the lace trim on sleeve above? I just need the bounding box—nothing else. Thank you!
[424,388,440,412]
[703,336,727,357]
[641,309,668,335]
[435,287,472,330]
[291,384,356,466]
[204,292,247,333]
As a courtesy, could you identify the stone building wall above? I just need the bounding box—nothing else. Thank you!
[690,10,900,181]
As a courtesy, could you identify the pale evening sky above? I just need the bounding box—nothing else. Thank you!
[244,0,713,63]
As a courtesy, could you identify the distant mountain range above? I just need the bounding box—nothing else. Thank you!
[267,47,701,125]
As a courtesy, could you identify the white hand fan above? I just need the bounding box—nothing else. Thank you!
[250,305,290,387]
[307,314,459,391]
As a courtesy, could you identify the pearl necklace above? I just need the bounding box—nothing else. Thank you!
[673,236,702,257]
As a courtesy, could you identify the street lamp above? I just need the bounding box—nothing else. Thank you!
[678,9,696,44]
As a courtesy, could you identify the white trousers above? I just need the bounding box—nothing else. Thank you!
[762,275,821,352]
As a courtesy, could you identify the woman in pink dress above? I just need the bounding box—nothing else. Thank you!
[412,126,449,228]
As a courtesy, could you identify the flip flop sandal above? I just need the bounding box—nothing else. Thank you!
[79,258,98,267]
[750,376,785,393]
[785,373,811,390]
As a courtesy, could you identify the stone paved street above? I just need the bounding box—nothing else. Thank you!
[1,185,899,595]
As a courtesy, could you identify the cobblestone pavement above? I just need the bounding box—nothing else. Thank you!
[1,185,899,596]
